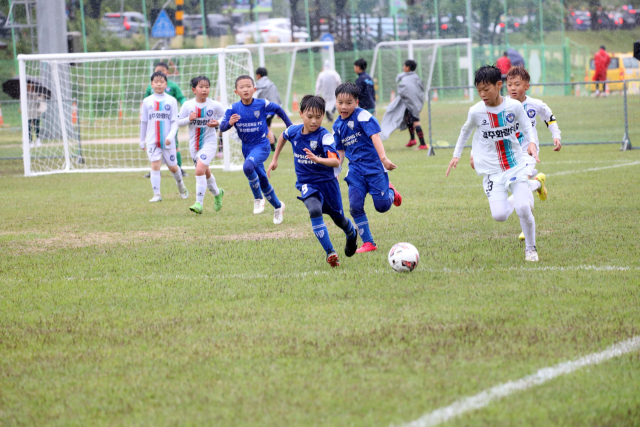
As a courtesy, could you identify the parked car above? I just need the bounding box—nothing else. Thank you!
[587,52,640,92]
[184,14,229,37]
[569,10,591,30]
[234,18,308,44]
[102,12,148,37]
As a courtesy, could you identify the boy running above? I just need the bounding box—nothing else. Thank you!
[333,83,402,254]
[268,95,358,267]
[140,71,189,202]
[219,75,292,224]
[446,65,540,262]
[177,76,225,214]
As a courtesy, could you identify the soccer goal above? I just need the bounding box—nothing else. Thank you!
[370,38,474,105]
[18,48,253,177]
[227,41,335,115]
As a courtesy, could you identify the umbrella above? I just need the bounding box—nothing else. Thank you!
[2,76,52,100]
[507,48,525,68]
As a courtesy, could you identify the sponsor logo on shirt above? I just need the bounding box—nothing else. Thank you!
[149,112,171,120]
[528,109,536,118]
[481,123,520,140]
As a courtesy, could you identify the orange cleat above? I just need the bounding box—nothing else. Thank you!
[389,182,402,207]
[356,242,378,253]
[418,144,429,150]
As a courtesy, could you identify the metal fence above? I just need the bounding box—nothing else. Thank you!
[424,79,639,156]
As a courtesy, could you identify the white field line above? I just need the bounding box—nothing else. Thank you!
[548,160,640,176]
[397,335,640,427]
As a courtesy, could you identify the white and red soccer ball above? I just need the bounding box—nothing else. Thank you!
[388,242,419,272]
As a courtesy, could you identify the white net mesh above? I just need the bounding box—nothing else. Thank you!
[19,48,252,176]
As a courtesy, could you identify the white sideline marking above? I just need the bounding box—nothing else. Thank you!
[548,160,640,176]
[397,335,640,427]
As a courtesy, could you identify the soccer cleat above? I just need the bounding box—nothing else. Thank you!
[525,247,539,262]
[418,144,429,150]
[143,173,150,178]
[254,198,266,214]
[535,173,547,201]
[356,242,377,253]
[389,182,402,207]
[35,138,42,147]
[519,231,525,241]
[215,151,223,159]
[326,251,340,268]
[178,183,189,199]
[273,201,285,225]
[149,194,162,202]
[405,139,417,148]
[214,188,224,212]
[189,201,203,214]
[270,143,276,152]
[181,169,188,177]
[345,230,358,257]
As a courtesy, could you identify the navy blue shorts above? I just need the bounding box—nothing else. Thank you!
[242,143,271,169]
[296,178,345,218]
[344,170,390,201]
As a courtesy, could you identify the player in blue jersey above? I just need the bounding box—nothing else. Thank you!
[333,83,403,254]
[268,95,358,268]
[219,75,293,224]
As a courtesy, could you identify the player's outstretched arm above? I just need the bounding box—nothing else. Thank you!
[553,138,561,151]
[371,133,397,170]
[267,133,288,178]
[527,143,540,162]
[338,150,345,166]
[219,109,238,132]
[303,148,340,168]
[267,102,293,127]
[446,157,460,177]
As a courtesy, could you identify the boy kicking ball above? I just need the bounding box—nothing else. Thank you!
[333,83,402,254]
[140,71,188,202]
[220,75,292,224]
[447,65,540,262]
[268,95,358,268]
[177,76,226,214]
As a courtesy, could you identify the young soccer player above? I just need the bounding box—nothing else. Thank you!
[267,95,358,268]
[219,75,292,224]
[446,65,540,262]
[140,71,189,202]
[333,82,402,254]
[177,76,225,214]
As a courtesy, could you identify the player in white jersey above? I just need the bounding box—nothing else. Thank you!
[140,71,188,203]
[177,76,226,214]
[446,65,540,262]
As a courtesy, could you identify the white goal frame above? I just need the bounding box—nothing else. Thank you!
[370,38,474,103]
[19,48,253,177]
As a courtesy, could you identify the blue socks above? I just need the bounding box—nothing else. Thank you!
[343,218,357,240]
[311,216,334,255]
[246,171,263,200]
[262,185,281,209]
[352,214,374,245]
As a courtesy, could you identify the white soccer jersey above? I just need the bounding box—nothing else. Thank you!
[140,93,179,148]
[516,95,561,152]
[454,97,535,176]
[178,98,225,153]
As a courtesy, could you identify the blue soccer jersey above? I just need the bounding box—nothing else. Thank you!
[333,108,384,176]
[220,98,292,149]
[283,124,338,184]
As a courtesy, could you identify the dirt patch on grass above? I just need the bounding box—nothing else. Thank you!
[220,229,307,242]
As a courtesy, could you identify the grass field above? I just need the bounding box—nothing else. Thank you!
[1,118,640,426]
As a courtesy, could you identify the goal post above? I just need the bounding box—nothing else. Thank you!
[18,48,253,177]
[370,38,474,105]
[227,41,335,115]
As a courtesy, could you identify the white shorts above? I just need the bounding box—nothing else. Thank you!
[522,151,538,178]
[146,145,177,166]
[482,164,529,202]
[190,143,218,167]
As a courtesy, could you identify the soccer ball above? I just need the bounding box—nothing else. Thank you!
[388,243,419,272]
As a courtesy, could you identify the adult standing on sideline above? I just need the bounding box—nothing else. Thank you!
[256,67,283,151]
[354,58,376,114]
[593,45,611,97]
[496,51,512,89]
[315,59,341,122]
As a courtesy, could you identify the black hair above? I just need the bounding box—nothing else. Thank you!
[404,59,417,71]
[235,74,255,88]
[150,71,168,82]
[354,58,367,70]
[474,65,502,86]
[503,51,508,56]
[155,61,169,70]
[191,76,210,88]
[335,82,360,100]
[300,95,326,115]
[256,67,268,77]
[600,45,606,50]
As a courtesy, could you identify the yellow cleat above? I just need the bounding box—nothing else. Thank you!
[535,173,547,201]
[519,232,525,241]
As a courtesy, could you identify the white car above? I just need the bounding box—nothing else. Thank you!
[234,18,309,44]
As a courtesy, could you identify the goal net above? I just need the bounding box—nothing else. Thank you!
[227,42,335,115]
[370,38,474,106]
[18,48,253,176]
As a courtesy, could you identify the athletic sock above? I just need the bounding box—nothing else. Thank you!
[408,124,415,140]
[176,151,182,168]
[415,125,426,146]
[207,175,220,196]
[333,215,357,239]
[195,175,206,204]
[529,179,541,191]
[171,169,183,186]
[353,213,374,245]
[311,217,334,255]
[246,171,263,199]
[262,185,282,209]
[150,170,161,195]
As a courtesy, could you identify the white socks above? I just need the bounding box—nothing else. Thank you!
[196,175,207,204]
[511,181,536,250]
[207,175,220,196]
[171,169,183,186]
[529,179,541,191]
[150,170,161,195]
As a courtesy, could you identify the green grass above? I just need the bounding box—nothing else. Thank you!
[1,122,640,426]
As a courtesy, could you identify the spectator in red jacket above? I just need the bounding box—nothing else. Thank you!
[593,45,611,97]
[496,52,512,92]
